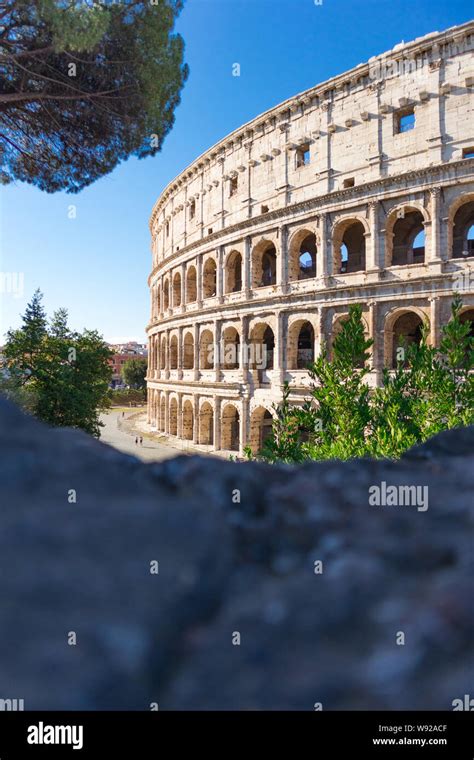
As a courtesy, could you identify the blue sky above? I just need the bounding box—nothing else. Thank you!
[1,0,472,343]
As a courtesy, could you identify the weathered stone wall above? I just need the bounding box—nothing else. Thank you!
[147,22,474,454]
[0,398,472,710]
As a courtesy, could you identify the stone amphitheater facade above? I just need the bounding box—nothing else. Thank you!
[146,21,474,456]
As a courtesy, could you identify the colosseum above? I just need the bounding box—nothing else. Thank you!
[146,21,474,456]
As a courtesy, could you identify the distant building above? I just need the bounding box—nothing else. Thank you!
[108,342,148,388]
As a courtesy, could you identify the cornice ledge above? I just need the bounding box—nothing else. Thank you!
[147,158,474,285]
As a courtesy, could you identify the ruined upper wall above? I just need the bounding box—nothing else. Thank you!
[149,21,474,269]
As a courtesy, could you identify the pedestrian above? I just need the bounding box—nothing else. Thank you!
[122,411,125,418]
[135,437,138,446]
[140,436,143,446]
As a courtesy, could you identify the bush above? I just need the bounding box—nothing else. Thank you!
[255,297,473,463]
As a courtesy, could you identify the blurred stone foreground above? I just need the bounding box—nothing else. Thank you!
[0,398,472,711]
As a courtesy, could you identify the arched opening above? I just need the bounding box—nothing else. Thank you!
[163,279,170,310]
[183,332,194,370]
[390,312,424,368]
[452,201,474,258]
[199,402,214,446]
[460,309,474,339]
[225,251,242,293]
[169,335,178,370]
[159,397,166,432]
[334,220,366,273]
[250,323,274,370]
[222,326,240,370]
[288,321,315,369]
[331,313,369,366]
[249,407,274,454]
[169,398,178,436]
[199,329,214,370]
[252,241,277,288]
[390,209,426,265]
[182,401,194,441]
[186,266,197,303]
[290,231,317,281]
[221,404,240,451]
[160,337,167,370]
[173,272,181,307]
[203,258,217,298]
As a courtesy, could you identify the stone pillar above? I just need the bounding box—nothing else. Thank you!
[193,394,199,444]
[164,390,170,434]
[317,306,326,356]
[243,235,252,298]
[197,253,203,308]
[193,322,199,381]
[177,326,183,380]
[367,201,381,272]
[430,296,440,348]
[217,246,224,303]
[180,262,186,311]
[214,319,222,382]
[156,334,161,378]
[165,329,170,379]
[429,187,442,264]
[278,224,288,294]
[177,392,183,438]
[147,337,153,381]
[239,397,249,457]
[213,395,221,451]
[275,311,286,385]
[158,278,163,318]
[318,213,330,279]
[368,300,381,385]
[427,57,443,165]
[240,315,249,383]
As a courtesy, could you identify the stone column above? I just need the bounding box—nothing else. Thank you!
[164,390,170,434]
[426,57,443,165]
[175,393,182,438]
[240,315,249,383]
[429,296,440,348]
[165,329,170,380]
[367,201,381,272]
[156,334,161,378]
[217,246,224,303]
[147,337,152,381]
[317,306,326,356]
[197,254,203,308]
[214,319,222,382]
[275,311,286,385]
[180,262,186,311]
[368,300,381,385]
[158,278,164,318]
[243,235,252,298]
[318,214,330,280]
[278,224,288,294]
[193,394,199,444]
[239,397,249,457]
[177,326,183,380]
[213,395,221,451]
[429,187,442,265]
[193,322,199,381]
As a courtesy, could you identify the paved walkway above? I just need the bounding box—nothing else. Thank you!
[99,409,183,462]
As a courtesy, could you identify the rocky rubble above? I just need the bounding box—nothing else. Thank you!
[0,397,472,710]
